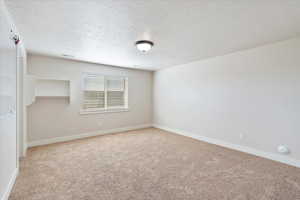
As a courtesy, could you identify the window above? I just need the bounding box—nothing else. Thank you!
[81,73,128,114]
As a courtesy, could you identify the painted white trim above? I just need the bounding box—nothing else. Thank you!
[20,141,27,158]
[28,124,152,147]
[1,168,18,200]
[153,124,300,168]
[79,108,129,115]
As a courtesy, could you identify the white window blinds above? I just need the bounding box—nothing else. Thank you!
[83,75,105,109]
[107,77,125,107]
[82,74,128,112]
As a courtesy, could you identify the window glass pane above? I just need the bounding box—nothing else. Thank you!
[84,75,104,91]
[107,78,124,91]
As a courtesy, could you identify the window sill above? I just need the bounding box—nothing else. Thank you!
[79,108,129,115]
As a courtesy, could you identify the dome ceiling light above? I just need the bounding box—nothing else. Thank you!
[135,40,154,53]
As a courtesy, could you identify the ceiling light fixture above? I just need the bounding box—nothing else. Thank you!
[135,40,154,52]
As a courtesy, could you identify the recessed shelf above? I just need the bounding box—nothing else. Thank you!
[25,76,71,105]
[35,96,69,98]
[35,79,70,97]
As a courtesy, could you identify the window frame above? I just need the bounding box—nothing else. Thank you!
[80,73,129,115]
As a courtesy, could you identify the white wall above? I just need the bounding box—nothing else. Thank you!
[0,1,23,199]
[17,45,27,157]
[27,54,153,143]
[154,37,300,164]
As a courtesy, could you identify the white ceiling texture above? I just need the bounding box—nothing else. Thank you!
[6,0,300,70]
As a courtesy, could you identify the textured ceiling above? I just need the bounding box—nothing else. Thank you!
[5,0,300,70]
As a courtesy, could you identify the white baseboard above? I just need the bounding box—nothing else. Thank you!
[28,124,152,147]
[153,124,300,168]
[1,168,18,200]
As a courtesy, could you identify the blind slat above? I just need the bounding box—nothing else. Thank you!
[107,91,124,107]
[83,91,105,109]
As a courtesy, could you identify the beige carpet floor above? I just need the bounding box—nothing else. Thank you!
[10,128,300,200]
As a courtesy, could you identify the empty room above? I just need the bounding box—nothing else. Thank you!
[1,0,300,199]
